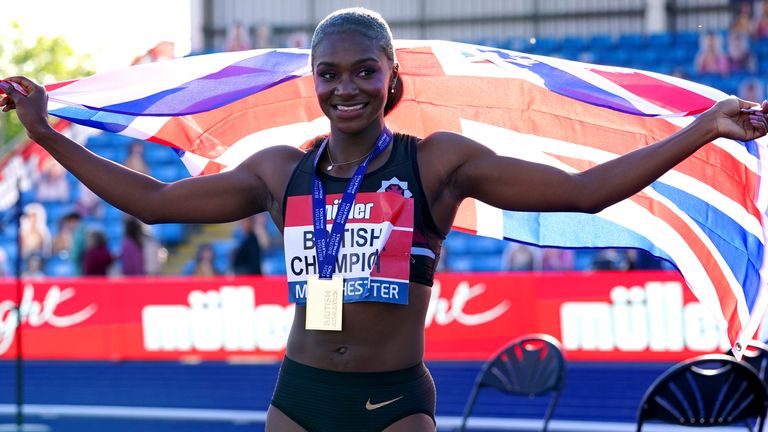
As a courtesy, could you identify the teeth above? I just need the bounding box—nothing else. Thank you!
[337,104,364,112]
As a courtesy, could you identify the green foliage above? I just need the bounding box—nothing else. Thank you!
[0,21,95,147]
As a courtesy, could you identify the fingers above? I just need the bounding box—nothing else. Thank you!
[749,112,768,134]
[3,77,34,95]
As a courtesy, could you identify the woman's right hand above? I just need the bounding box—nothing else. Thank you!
[1,76,52,139]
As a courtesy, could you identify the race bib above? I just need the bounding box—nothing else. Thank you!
[284,191,413,305]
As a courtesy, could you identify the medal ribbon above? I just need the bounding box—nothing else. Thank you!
[311,128,393,279]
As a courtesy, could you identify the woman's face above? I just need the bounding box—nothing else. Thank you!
[312,31,395,135]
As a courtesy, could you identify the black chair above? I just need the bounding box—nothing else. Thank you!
[457,333,567,432]
[728,340,768,383]
[636,354,768,432]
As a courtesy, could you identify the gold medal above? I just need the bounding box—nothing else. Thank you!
[305,275,343,331]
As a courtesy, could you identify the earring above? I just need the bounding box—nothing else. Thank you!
[390,86,395,94]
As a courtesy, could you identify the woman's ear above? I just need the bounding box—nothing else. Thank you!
[390,63,400,91]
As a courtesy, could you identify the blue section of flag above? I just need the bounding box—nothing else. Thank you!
[500,210,674,263]
[652,182,763,310]
[98,52,309,116]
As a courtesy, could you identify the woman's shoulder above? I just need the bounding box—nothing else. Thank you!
[415,130,483,153]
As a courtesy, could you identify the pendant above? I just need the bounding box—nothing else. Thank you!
[326,164,333,171]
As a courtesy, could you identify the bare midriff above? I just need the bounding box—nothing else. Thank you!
[285,281,431,372]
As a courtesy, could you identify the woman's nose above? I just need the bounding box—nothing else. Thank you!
[334,77,358,96]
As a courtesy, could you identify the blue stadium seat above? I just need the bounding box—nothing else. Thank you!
[102,205,126,224]
[631,50,661,70]
[528,37,560,54]
[444,232,473,255]
[447,255,473,273]
[153,223,186,244]
[181,259,195,275]
[211,239,237,258]
[263,256,287,275]
[103,133,136,148]
[151,164,187,183]
[145,144,182,165]
[593,50,630,66]
[646,33,672,49]
[674,31,701,51]
[618,33,645,50]
[214,254,230,273]
[43,202,75,225]
[560,36,587,53]
[466,236,506,255]
[588,34,616,51]
[103,223,124,246]
[45,256,76,277]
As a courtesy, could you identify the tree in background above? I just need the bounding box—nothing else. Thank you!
[0,22,94,147]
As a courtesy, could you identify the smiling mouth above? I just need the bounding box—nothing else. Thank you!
[335,103,366,112]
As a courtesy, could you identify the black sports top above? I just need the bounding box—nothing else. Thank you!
[282,132,445,288]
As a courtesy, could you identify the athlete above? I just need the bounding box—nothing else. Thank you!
[3,7,768,432]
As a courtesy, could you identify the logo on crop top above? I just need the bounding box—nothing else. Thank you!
[378,177,412,198]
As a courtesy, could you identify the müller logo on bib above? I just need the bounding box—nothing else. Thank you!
[283,191,414,305]
[378,177,412,198]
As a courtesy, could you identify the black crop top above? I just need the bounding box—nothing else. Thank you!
[282,132,445,287]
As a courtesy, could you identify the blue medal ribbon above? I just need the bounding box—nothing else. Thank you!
[311,128,393,279]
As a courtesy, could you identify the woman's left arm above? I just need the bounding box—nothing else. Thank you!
[432,97,768,215]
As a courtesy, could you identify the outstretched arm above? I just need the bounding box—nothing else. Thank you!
[1,76,300,225]
[424,96,768,224]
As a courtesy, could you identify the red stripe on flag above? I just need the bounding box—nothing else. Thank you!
[588,69,716,115]
[627,191,743,342]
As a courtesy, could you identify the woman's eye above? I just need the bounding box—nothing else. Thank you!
[319,71,335,80]
[358,69,375,77]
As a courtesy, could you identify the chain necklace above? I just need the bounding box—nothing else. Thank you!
[326,144,376,171]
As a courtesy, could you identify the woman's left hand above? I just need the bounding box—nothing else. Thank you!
[704,96,768,142]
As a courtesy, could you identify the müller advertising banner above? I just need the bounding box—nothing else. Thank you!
[0,271,743,362]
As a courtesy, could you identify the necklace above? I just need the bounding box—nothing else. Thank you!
[326,145,376,171]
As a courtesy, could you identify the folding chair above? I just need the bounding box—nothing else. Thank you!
[457,333,566,432]
[729,340,768,382]
[636,354,768,432]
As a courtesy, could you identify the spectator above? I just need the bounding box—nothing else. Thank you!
[82,229,113,276]
[755,1,768,38]
[726,26,757,73]
[22,252,45,279]
[0,247,9,277]
[35,158,70,202]
[119,217,145,276]
[694,31,730,76]
[501,242,538,271]
[142,224,164,276]
[254,24,272,49]
[591,248,631,270]
[731,1,755,35]
[75,182,105,219]
[20,202,51,259]
[738,76,766,101]
[51,211,81,258]
[224,21,252,52]
[123,140,150,175]
[232,213,270,275]
[190,243,220,276]
[627,249,667,270]
[540,248,575,271]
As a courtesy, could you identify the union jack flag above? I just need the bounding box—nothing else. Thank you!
[26,40,768,356]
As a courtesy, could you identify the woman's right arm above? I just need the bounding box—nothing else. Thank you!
[1,76,299,225]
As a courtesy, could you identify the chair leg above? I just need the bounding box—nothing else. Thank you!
[541,391,561,432]
[458,386,480,432]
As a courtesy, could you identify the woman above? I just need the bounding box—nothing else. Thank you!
[120,217,145,276]
[3,7,768,432]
